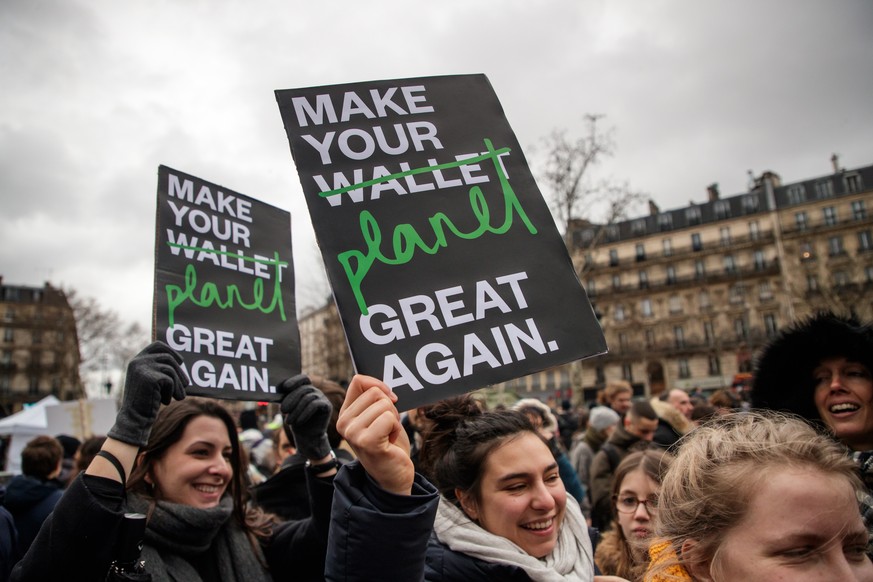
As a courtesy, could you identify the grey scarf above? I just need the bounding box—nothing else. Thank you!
[127,494,271,582]
[433,495,594,582]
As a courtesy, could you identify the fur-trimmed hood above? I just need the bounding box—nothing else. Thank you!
[751,311,873,423]
[512,398,559,433]
[649,398,694,435]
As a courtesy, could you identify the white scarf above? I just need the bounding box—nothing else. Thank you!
[433,495,594,582]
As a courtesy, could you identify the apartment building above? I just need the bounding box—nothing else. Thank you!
[0,279,83,414]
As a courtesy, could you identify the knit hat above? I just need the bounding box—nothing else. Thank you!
[752,311,873,424]
[588,406,621,432]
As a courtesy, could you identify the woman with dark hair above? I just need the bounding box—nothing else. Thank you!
[594,450,671,580]
[328,375,615,581]
[12,342,338,581]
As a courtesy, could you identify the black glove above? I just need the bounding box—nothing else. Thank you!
[108,341,189,447]
[279,374,332,460]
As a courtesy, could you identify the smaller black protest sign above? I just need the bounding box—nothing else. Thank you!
[153,165,299,402]
[276,74,606,410]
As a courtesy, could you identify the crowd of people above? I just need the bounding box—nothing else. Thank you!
[0,308,871,580]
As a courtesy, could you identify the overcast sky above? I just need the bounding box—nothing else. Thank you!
[2,0,872,343]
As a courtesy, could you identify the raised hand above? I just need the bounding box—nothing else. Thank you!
[337,375,414,495]
[108,341,188,447]
[279,374,332,461]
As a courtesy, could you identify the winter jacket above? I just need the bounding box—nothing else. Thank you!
[2,474,62,554]
[650,399,693,451]
[12,468,334,581]
[327,460,439,581]
[0,503,17,582]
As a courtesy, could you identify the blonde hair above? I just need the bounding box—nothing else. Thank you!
[647,411,862,581]
[599,380,632,406]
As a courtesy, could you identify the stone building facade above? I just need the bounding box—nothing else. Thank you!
[0,279,83,415]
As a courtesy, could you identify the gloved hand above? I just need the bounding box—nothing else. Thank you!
[108,341,189,447]
[279,374,332,460]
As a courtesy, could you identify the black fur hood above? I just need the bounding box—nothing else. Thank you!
[751,311,873,423]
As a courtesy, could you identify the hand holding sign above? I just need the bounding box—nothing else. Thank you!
[337,375,414,495]
[108,341,189,447]
[279,374,333,462]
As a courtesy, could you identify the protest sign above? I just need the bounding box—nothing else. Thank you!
[153,165,299,402]
[276,74,606,409]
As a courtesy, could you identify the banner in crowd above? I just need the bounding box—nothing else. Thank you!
[276,74,606,409]
[153,165,299,402]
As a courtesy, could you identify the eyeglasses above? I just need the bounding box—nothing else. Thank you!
[614,494,659,514]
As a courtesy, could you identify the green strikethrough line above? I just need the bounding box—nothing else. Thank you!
[167,243,289,268]
[317,143,511,198]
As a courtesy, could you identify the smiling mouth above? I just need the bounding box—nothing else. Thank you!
[521,518,554,531]
[830,403,861,414]
[194,484,223,494]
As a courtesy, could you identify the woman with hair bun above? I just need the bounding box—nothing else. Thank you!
[645,411,873,582]
[328,375,628,581]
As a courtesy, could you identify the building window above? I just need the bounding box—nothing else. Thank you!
[639,270,649,289]
[695,259,706,279]
[866,266,873,282]
[815,180,834,198]
[586,278,596,296]
[807,274,819,291]
[703,320,714,343]
[742,195,759,213]
[764,313,778,337]
[691,233,702,251]
[29,376,39,396]
[719,226,731,246]
[2,328,12,343]
[828,236,845,256]
[678,359,691,379]
[666,265,677,284]
[641,298,653,318]
[724,255,736,274]
[0,375,9,394]
[753,249,766,270]
[844,173,863,194]
[729,283,746,304]
[0,351,10,365]
[859,230,873,252]
[823,206,838,226]
[632,219,646,235]
[714,200,731,219]
[645,329,655,348]
[618,332,629,350]
[787,184,806,204]
[3,310,13,322]
[32,331,42,344]
[800,242,815,261]
[605,225,619,242]
[658,213,673,231]
[759,281,773,300]
[834,270,850,287]
[635,243,646,262]
[614,304,626,322]
[734,317,749,340]
[749,220,760,240]
[596,365,606,384]
[686,206,702,225]
[669,294,682,314]
[674,326,685,348]
[852,200,867,221]
[622,363,633,382]
[795,211,809,231]
[580,229,594,246]
[609,249,619,266]
[708,354,721,376]
[612,274,622,290]
[699,290,711,310]
[662,238,673,257]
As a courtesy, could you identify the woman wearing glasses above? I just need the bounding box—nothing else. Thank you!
[595,450,671,580]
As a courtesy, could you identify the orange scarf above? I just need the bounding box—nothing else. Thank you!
[644,540,692,581]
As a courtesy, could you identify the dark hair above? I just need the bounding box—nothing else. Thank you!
[628,399,657,422]
[75,435,107,474]
[419,395,540,507]
[128,398,262,536]
[22,435,63,479]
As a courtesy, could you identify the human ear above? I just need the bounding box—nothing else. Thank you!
[681,539,714,582]
[455,488,479,521]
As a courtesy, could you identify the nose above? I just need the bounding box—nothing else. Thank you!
[530,480,557,511]
[208,454,232,479]
[633,501,651,521]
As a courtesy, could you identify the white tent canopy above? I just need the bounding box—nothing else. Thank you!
[0,396,60,436]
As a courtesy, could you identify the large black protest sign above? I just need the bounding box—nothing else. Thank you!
[276,74,605,409]
[153,165,299,402]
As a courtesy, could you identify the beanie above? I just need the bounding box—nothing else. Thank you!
[589,406,621,432]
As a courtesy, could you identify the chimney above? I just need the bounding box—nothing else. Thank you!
[648,199,660,216]
[831,153,840,173]
[707,183,720,201]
